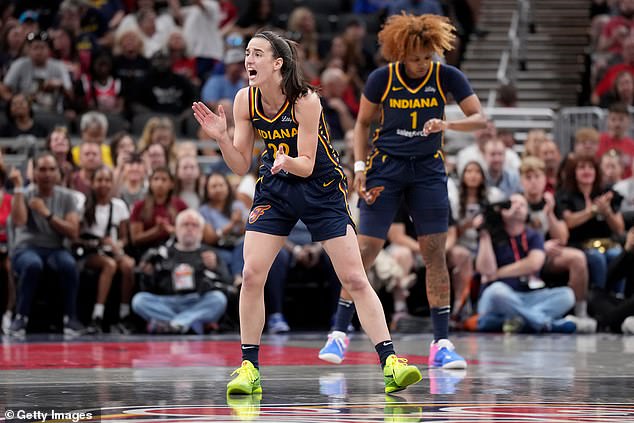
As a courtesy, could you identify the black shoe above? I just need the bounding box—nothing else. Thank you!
[111,316,136,334]
[85,317,103,334]
[63,316,85,337]
[9,315,28,337]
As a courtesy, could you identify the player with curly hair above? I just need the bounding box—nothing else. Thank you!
[319,14,486,369]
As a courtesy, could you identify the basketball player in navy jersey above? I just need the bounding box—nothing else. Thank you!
[318,14,486,369]
[192,31,421,397]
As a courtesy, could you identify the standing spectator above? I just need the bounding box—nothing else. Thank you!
[474,194,577,333]
[484,138,522,197]
[0,93,47,138]
[597,103,634,178]
[0,31,73,114]
[8,153,83,336]
[132,209,231,334]
[79,166,135,333]
[176,0,224,81]
[113,29,150,110]
[201,49,246,109]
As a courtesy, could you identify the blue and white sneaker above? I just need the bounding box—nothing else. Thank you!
[318,331,349,364]
[428,339,467,369]
[267,313,290,334]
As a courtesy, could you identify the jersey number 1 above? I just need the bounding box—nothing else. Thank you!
[410,111,418,129]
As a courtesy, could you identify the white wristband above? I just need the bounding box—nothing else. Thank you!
[353,161,365,173]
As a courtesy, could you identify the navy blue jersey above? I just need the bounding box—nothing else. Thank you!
[248,87,343,180]
[364,62,474,158]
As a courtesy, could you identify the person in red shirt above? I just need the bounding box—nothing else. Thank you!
[592,36,634,103]
[598,0,634,54]
[598,102,634,178]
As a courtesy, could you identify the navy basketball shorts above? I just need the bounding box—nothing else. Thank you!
[246,170,355,242]
[358,150,449,239]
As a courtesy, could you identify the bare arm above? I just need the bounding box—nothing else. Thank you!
[192,88,255,176]
[547,213,569,244]
[563,208,595,229]
[387,223,420,253]
[52,211,80,240]
[495,249,546,280]
[475,231,498,282]
[130,221,165,246]
[271,93,321,178]
[9,169,26,226]
[353,95,379,163]
[447,95,487,132]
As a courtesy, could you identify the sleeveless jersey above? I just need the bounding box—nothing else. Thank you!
[248,87,343,179]
[372,62,447,158]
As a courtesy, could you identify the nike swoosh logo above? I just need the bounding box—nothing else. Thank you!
[241,346,257,350]
[323,179,335,187]
[383,341,393,346]
[392,87,403,91]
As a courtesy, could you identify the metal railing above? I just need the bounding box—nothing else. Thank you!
[488,0,532,108]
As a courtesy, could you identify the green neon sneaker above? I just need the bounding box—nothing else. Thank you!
[383,355,422,394]
[383,394,423,422]
[226,392,262,421]
[227,360,262,395]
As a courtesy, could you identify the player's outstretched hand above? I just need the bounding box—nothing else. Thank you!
[192,101,227,141]
[423,118,447,136]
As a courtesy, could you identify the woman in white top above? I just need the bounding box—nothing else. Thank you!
[80,166,135,333]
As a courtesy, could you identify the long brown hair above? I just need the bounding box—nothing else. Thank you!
[561,154,602,194]
[459,161,488,219]
[141,167,176,224]
[252,30,314,105]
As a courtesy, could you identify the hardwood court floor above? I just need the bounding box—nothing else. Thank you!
[1,333,633,422]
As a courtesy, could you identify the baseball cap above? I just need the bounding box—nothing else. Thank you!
[19,10,39,23]
[224,49,244,65]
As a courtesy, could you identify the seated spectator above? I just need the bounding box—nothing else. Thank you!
[573,127,600,157]
[522,129,549,158]
[78,166,135,333]
[70,141,103,196]
[233,0,280,37]
[600,149,625,188]
[142,143,169,174]
[537,139,561,194]
[613,159,634,212]
[0,165,13,332]
[0,31,73,114]
[199,172,247,282]
[593,36,634,103]
[597,0,634,54]
[132,209,232,334]
[287,7,323,73]
[598,103,634,178]
[320,68,356,141]
[71,111,113,167]
[34,126,75,188]
[484,138,522,197]
[589,226,634,332]
[116,153,147,208]
[521,157,596,332]
[474,194,577,333]
[0,24,26,80]
[456,119,521,176]
[132,51,196,120]
[557,154,625,294]
[138,116,177,164]
[598,70,634,107]
[80,50,123,115]
[129,167,188,257]
[8,153,83,336]
[174,155,203,209]
[110,132,136,186]
[0,93,47,138]
[201,49,246,109]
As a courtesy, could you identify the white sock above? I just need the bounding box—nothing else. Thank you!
[120,304,130,319]
[331,330,347,339]
[92,304,105,320]
[575,301,588,318]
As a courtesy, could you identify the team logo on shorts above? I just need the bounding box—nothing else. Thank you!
[249,205,271,224]
[364,186,385,205]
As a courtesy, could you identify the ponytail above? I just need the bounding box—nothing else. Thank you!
[253,31,313,105]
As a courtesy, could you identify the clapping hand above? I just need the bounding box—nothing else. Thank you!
[192,102,227,141]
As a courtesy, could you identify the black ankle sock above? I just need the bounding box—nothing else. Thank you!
[333,298,355,333]
[241,344,260,368]
[430,306,450,341]
[375,340,395,368]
